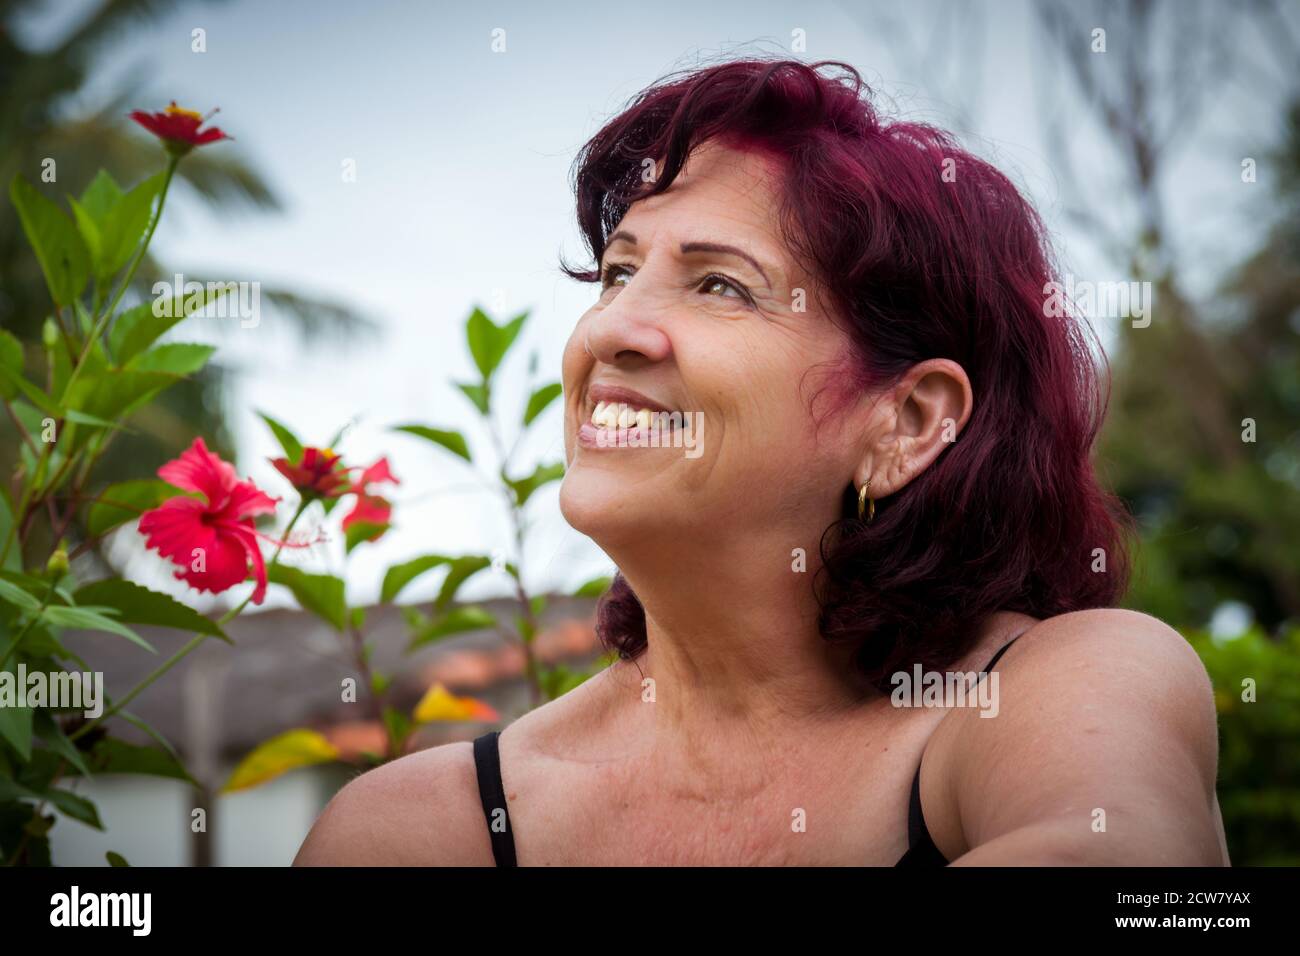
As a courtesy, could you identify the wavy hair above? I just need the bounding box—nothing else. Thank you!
[562,58,1134,692]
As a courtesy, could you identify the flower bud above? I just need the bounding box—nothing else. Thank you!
[46,547,70,578]
[42,318,59,350]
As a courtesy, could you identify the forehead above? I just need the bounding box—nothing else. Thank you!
[618,139,785,241]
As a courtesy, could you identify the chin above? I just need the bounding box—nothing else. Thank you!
[559,457,680,550]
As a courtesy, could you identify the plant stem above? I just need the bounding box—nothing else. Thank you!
[2,399,38,455]
[485,411,543,706]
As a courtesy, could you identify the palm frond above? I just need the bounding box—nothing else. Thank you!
[53,0,231,67]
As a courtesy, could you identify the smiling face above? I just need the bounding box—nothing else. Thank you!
[559,139,870,553]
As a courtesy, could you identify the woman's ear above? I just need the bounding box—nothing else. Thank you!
[856,359,972,497]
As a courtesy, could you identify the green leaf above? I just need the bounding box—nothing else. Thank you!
[266,565,347,631]
[258,410,303,464]
[125,342,215,376]
[223,729,340,792]
[523,382,562,426]
[62,367,179,423]
[96,171,164,281]
[380,554,450,603]
[73,579,228,642]
[86,479,174,538]
[454,381,490,416]
[85,738,195,785]
[68,197,104,272]
[64,409,124,431]
[43,787,103,829]
[408,606,498,650]
[0,330,24,401]
[344,521,389,553]
[71,299,98,338]
[77,170,125,222]
[109,282,231,364]
[116,709,182,763]
[0,577,43,611]
[9,173,90,307]
[106,851,130,867]
[466,308,496,379]
[574,575,613,598]
[434,556,492,611]
[0,705,33,762]
[400,605,429,631]
[394,425,472,462]
[59,369,181,456]
[506,461,565,508]
[0,568,68,601]
[0,360,60,415]
[41,605,156,653]
[465,307,528,381]
[34,709,92,778]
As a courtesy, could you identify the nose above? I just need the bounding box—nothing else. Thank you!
[584,282,673,366]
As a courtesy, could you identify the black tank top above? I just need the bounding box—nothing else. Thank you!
[473,634,1024,867]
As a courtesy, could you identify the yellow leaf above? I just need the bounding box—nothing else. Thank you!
[222,729,340,793]
[413,682,499,723]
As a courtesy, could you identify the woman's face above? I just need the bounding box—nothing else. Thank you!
[560,140,866,552]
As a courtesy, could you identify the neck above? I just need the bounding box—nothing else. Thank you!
[602,524,873,791]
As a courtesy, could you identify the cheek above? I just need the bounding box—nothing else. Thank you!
[723,339,856,488]
[561,321,589,381]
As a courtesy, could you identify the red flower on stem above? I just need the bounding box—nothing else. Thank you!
[271,447,349,500]
[341,458,399,543]
[129,102,232,156]
[139,438,279,603]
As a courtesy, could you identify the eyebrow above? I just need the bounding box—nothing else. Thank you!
[604,231,772,286]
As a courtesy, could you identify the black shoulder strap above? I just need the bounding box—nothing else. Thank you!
[472,731,517,867]
[900,631,1026,865]
[981,635,1021,674]
[899,758,949,866]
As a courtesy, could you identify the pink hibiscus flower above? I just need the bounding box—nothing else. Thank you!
[138,438,279,603]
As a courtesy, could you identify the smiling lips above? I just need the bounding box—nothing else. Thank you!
[591,401,661,431]
[579,384,684,447]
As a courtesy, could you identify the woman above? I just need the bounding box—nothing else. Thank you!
[296,59,1229,866]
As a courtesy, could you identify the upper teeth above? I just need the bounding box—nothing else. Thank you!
[591,401,661,429]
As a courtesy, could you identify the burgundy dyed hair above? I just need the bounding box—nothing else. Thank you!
[562,58,1134,692]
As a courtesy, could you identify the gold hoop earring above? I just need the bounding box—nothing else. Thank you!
[857,478,875,523]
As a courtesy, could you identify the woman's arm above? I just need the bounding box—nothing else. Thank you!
[939,609,1228,866]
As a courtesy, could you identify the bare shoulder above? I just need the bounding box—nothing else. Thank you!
[996,607,1214,715]
[943,607,1217,767]
[928,607,1226,864]
[293,740,491,866]
[293,665,625,866]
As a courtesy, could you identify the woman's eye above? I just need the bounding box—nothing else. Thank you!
[601,264,633,289]
[700,274,750,303]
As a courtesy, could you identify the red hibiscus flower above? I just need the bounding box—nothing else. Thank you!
[129,102,231,156]
[341,458,399,543]
[139,438,278,603]
[271,447,349,499]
